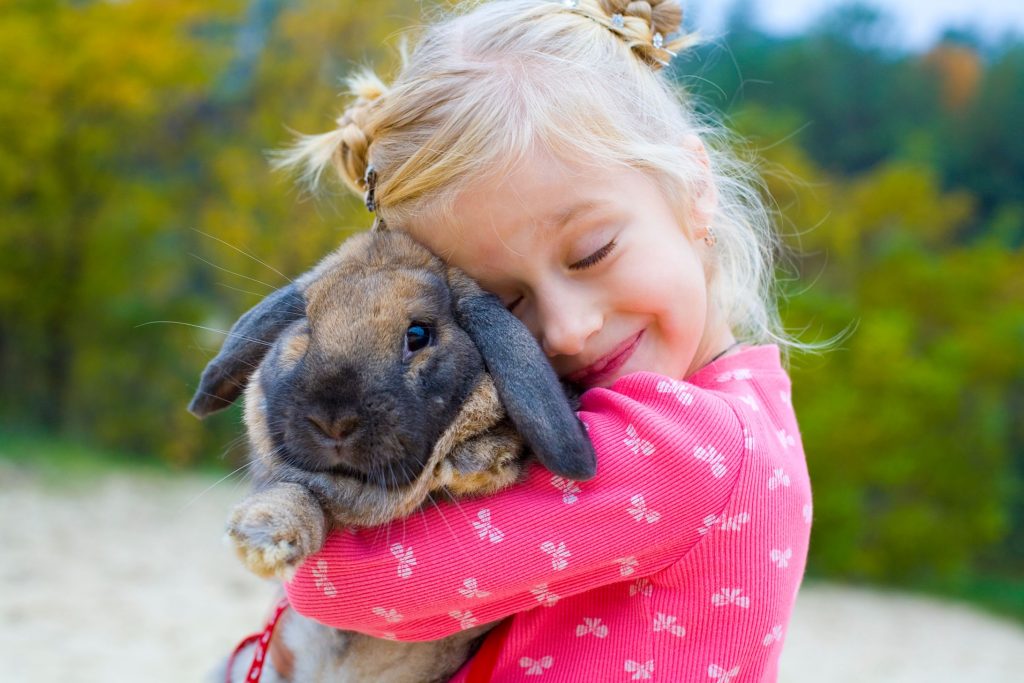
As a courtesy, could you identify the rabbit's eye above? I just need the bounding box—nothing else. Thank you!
[405,322,434,355]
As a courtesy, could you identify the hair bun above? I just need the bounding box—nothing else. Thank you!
[582,0,691,70]
[598,0,682,36]
[334,71,389,195]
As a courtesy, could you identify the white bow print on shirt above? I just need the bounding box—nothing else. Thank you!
[531,583,561,607]
[624,424,656,456]
[472,508,505,543]
[700,512,751,535]
[656,379,694,405]
[694,444,728,478]
[777,429,795,448]
[550,475,581,504]
[709,664,740,682]
[744,428,755,451]
[627,494,661,523]
[653,612,686,637]
[763,625,784,646]
[389,543,416,579]
[371,606,402,623]
[698,514,720,535]
[615,556,638,576]
[711,588,750,608]
[720,512,751,531]
[576,617,609,638]
[458,577,490,599]
[716,368,752,383]
[770,547,793,569]
[768,468,791,490]
[311,559,336,597]
[448,609,479,630]
[625,659,654,680]
[520,656,553,676]
[540,540,570,570]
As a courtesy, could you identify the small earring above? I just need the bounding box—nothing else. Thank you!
[703,226,716,247]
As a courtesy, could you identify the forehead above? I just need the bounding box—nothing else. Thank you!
[405,151,624,273]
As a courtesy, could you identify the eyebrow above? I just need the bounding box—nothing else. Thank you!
[548,200,611,231]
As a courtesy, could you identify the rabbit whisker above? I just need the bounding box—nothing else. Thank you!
[189,253,282,292]
[177,455,260,513]
[215,282,275,299]
[419,490,443,547]
[136,321,275,347]
[191,228,295,284]
[431,488,474,558]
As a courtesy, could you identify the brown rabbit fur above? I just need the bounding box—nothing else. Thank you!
[190,230,595,683]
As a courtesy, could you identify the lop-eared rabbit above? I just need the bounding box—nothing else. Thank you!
[190,230,596,682]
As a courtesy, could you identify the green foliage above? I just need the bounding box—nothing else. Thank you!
[0,0,1021,587]
[0,0,409,466]
[736,109,1024,581]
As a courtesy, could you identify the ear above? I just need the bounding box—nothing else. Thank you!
[188,284,305,418]
[681,134,717,234]
[447,269,597,481]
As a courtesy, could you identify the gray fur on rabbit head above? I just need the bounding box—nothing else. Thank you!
[189,230,596,526]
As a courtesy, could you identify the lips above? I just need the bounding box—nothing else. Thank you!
[566,330,644,387]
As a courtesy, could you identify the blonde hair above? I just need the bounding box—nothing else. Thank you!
[276,0,791,352]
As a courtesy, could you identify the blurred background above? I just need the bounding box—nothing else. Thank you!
[1,0,1022,678]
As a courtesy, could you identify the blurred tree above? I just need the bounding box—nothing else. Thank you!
[940,42,1024,231]
[735,107,1024,580]
[0,0,413,464]
[923,42,982,113]
[684,1,1023,235]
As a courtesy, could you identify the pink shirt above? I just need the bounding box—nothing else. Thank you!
[285,345,811,682]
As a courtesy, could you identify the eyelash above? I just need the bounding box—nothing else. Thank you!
[505,238,618,312]
[569,239,617,271]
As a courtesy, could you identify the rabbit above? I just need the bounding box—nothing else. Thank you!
[189,229,596,683]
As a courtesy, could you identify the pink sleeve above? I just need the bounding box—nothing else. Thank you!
[284,372,744,639]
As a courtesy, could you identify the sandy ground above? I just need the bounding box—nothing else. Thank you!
[2,463,1023,683]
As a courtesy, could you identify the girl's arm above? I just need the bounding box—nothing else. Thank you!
[285,372,745,639]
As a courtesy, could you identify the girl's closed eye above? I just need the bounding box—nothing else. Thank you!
[503,237,619,312]
[569,238,617,271]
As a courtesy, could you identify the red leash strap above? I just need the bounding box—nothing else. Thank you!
[226,596,291,683]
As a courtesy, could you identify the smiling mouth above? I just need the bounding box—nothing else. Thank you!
[566,330,644,387]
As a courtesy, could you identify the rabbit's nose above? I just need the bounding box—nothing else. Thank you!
[307,413,359,441]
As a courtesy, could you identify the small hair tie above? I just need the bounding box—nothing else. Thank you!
[363,164,378,212]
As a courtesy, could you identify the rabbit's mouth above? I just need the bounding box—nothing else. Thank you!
[275,433,430,490]
[325,460,374,483]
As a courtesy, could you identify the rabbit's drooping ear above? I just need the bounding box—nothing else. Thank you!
[447,269,597,481]
[188,284,305,418]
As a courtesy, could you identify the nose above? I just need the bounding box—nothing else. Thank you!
[536,287,602,358]
[307,412,359,442]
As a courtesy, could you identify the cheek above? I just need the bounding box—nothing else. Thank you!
[619,248,705,313]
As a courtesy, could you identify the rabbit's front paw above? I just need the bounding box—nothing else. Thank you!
[226,486,326,580]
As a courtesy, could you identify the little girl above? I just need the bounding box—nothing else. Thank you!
[273,1,812,680]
